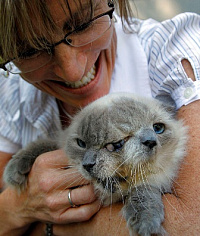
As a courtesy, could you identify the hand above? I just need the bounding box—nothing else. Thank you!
[15,149,101,226]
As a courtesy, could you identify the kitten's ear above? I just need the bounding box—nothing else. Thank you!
[155,95,177,117]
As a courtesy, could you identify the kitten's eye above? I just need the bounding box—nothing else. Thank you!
[105,139,125,152]
[77,138,86,148]
[153,123,165,134]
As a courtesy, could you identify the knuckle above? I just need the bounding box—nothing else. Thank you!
[78,207,94,221]
[51,212,67,224]
[37,177,52,192]
[45,196,57,210]
[86,192,96,203]
[81,186,96,203]
[34,153,49,167]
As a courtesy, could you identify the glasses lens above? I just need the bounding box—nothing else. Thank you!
[66,14,112,47]
[4,50,52,74]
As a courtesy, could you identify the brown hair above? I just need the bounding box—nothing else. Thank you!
[0,0,134,62]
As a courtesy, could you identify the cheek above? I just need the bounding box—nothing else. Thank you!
[20,66,51,83]
[64,143,84,164]
[158,131,172,146]
[94,153,120,177]
[89,25,115,52]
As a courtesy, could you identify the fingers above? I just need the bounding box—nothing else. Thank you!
[67,185,96,206]
[34,186,100,224]
[29,150,90,192]
[33,149,71,168]
[35,166,89,193]
[43,185,97,212]
[55,199,101,224]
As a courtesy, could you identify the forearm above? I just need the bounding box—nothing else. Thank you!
[52,203,130,236]
[0,152,30,235]
[0,188,31,236]
[162,59,200,234]
[162,101,200,235]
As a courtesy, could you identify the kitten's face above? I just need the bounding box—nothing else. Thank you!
[62,94,184,195]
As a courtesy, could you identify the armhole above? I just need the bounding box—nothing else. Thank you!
[0,135,21,154]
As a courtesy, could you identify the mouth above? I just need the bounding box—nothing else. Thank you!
[47,52,105,97]
[64,64,96,89]
[97,176,128,193]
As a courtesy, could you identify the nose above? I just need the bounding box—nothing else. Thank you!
[140,129,157,150]
[52,44,87,82]
[82,151,97,174]
[142,140,157,149]
[83,161,96,174]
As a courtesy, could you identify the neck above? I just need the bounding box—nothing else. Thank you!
[57,100,78,128]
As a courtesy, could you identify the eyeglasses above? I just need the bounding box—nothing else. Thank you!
[0,8,114,75]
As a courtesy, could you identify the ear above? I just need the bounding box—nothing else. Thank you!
[155,94,177,117]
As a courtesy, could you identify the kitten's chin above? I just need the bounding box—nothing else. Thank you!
[94,183,123,206]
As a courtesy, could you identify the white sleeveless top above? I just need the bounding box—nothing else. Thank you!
[110,16,152,97]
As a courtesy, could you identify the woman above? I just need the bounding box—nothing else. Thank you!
[0,0,199,235]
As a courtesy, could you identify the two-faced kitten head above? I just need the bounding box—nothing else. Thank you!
[60,93,187,199]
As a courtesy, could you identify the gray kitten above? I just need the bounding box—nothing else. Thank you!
[3,93,187,236]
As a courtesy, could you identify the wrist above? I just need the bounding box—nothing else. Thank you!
[0,187,33,235]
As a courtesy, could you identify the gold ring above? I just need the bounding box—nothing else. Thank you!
[68,189,77,208]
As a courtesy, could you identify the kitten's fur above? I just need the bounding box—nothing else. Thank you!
[3,93,187,236]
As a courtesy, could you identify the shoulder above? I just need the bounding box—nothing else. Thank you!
[134,13,200,108]
[0,73,60,148]
[0,73,21,115]
[0,73,38,116]
[138,12,199,35]
[137,12,200,48]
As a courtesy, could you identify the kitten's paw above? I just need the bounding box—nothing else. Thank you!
[124,186,165,236]
[127,214,166,236]
[3,151,36,191]
[3,139,59,191]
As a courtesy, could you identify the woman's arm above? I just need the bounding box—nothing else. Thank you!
[162,99,200,235]
[0,152,30,236]
[0,187,31,236]
[162,59,200,234]
[29,203,129,236]
[0,152,12,189]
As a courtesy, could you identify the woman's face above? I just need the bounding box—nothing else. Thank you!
[20,0,117,111]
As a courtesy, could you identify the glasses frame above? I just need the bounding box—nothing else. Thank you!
[0,8,115,73]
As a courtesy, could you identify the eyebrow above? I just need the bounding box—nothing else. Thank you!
[62,0,101,31]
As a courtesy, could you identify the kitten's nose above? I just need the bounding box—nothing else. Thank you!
[142,140,157,149]
[83,162,96,173]
[140,129,157,150]
[82,151,97,174]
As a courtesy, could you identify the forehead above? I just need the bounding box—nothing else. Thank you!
[76,98,147,139]
[22,0,107,48]
[46,0,104,23]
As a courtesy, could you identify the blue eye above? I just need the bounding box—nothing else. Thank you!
[153,123,165,134]
[77,138,86,148]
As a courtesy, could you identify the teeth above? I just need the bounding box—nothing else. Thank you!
[65,65,96,88]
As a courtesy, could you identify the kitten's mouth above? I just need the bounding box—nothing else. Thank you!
[64,65,96,89]
[97,176,128,193]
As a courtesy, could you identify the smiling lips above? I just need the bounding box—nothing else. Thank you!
[64,65,96,89]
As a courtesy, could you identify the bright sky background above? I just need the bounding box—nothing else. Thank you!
[129,0,200,21]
